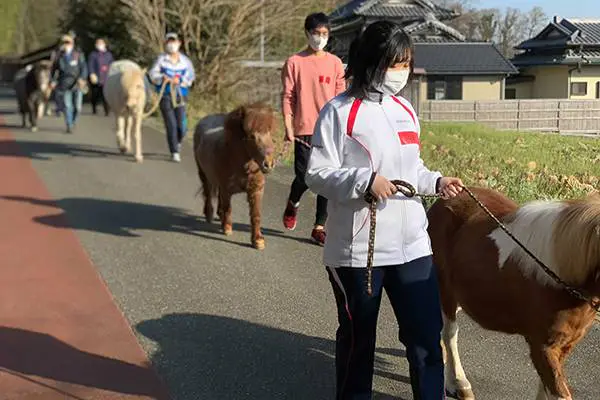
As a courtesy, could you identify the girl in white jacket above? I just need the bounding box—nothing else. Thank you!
[305,21,463,399]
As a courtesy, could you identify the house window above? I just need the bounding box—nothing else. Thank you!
[571,82,587,96]
[427,76,462,100]
[505,88,517,99]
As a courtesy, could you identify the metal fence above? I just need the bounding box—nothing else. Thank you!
[419,99,600,135]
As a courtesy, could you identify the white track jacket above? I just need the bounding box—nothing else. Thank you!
[306,92,442,268]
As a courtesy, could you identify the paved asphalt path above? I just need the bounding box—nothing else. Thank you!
[1,90,599,399]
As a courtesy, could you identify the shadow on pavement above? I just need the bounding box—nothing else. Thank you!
[136,313,410,400]
[0,138,168,162]
[0,195,316,248]
[0,326,169,399]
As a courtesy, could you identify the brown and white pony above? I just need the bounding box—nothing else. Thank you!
[427,187,600,400]
[13,60,53,132]
[193,102,276,250]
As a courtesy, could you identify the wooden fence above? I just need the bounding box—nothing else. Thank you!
[419,99,600,135]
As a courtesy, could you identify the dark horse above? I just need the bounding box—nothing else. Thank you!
[13,60,53,132]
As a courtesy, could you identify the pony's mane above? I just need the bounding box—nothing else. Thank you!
[553,194,600,285]
[224,102,276,141]
[120,67,145,91]
[489,194,600,287]
[241,102,276,134]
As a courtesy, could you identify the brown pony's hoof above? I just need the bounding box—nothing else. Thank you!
[446,387,475,400]
[223,225,233,236]
[252,237,265,250]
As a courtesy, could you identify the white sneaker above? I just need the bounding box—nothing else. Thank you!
[172,152,181,162]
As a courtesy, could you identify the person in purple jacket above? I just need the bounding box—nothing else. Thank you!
[88,37,114,116]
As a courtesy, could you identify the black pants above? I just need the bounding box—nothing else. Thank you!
[159,95,188,154]
[289,135,328,226]
[327,256,445,400]
[90,84,109,115]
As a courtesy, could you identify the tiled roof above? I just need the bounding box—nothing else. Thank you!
[568,19,600,44]
[404,18,465,41]
[330,0,456,21]
[517,18,600,49]
[512,50,600,66]
[414,42,518,75]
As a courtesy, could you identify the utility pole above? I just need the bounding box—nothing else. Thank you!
[260,0,265,62]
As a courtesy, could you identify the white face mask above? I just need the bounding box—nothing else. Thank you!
[166,42,180,54]
[373,69,410,95]
[96,43,106,52]
[62,44,73,54]
[307,33,328,51]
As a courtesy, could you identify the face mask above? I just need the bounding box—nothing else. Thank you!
[62,44,73,54]
[166,42,180,54]
[373,69,410,95]
[307,33,328,51]
[96,44,106,52]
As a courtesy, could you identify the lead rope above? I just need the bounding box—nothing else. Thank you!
[363,181,600,312]
[364,180,442,296]
[273,136,312,167]
[142,79,186,119]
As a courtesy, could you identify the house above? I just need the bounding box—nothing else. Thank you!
[328,0,517,107]
[508,17,600,99]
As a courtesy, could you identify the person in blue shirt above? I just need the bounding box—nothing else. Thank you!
[50,33,88,133]
[149,32,196,162]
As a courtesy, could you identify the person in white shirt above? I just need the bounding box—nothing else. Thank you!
[305,20,463,400]
[149,32,196,162]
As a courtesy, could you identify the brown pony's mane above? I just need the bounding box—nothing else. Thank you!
[553,193,600,285]
[224,101,276,142]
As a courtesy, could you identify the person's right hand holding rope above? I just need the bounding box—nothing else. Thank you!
[368,174,398,202]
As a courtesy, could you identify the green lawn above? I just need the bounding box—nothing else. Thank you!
[420,122,599,204]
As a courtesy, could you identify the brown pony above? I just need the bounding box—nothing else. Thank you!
[427,187,600,400]
[193,102,276,249]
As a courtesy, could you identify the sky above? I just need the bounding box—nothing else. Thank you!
[474,0,598,19]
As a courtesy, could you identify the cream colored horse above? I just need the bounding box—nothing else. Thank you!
[103,60,148,162]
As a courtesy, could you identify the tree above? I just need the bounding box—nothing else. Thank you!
[118,0,341,110]
[7,0,64,55]
[61,0,139,60]
[477,9,499,42]
[497,8,525,57]
[523,6,547,39]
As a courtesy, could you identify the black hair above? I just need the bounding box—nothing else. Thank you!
[304,12,330,33]
[345,20,414,98]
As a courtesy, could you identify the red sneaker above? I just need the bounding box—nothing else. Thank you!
[311,228,326,246]
[283,201,299,230]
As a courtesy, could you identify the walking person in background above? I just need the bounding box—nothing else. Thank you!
[280,12,346,246]
[50,33,88,133]
[149,32,195,163]
[305,21,464,399]
[88,37,114,116]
